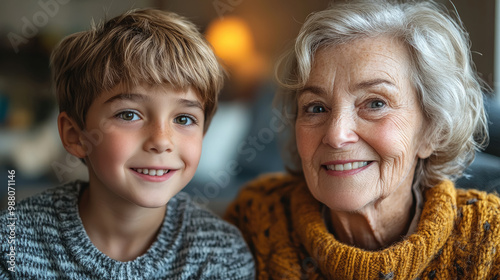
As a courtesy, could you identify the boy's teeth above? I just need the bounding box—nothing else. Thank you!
[134,168,169,176]
[325,161,368,171]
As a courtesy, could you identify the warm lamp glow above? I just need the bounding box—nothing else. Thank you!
[205,17,255,67]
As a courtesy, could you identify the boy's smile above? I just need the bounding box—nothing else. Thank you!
[79,83,204,209]
[131,168,177,182]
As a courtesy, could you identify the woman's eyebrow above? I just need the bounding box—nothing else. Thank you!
[298,85,327,98]
[299,79,397,97]
[352,78,398,91]
[104,92,148,104]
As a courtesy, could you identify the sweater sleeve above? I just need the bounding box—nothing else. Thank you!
[491,248,500,279]
[224,173,307,280]
[486,193,500,278]
[455,189,500,278]
[224,186,254,250]
[0,261,13,280]
[183,198,255,280]
[201,230,256,280]
[0,242,9,277]
[224,173,281,255]
[225,172,297,235]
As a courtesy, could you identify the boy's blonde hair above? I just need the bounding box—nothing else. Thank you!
[51,8,223,132]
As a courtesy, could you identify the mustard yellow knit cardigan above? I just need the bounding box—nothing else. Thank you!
[225,173,500,280]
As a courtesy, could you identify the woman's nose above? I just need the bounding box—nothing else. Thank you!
[322,110,359,149]
[143,123,174,153]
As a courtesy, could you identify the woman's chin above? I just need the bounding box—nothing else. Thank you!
[311,188,374,213]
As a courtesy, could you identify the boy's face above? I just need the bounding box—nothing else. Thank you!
[80,83,204,208]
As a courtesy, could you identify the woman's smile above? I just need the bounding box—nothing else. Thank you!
[322,160,372,175]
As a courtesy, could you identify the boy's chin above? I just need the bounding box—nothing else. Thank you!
[129,193,177,209]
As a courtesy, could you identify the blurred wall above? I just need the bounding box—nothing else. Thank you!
[440,0,495,91]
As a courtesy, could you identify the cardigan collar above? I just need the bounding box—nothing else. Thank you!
[291,179,457,279]
[320,182,424,238]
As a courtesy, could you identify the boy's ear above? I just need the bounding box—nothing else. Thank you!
[58,112,86,158]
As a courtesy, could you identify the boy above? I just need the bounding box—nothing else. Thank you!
[0,9,254,279]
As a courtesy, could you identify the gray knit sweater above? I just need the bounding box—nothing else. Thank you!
[0,181,255,279]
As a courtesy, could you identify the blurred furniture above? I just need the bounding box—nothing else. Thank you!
[456,95,500,193]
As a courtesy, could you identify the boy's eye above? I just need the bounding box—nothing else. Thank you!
[174,115,196,125]
[116,111,140,121]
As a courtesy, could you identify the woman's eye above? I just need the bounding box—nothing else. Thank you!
[369,100,386,109]
[174,115,196,126]
[306,105,327,113]
[116,111,140,121]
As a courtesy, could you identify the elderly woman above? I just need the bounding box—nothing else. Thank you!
[225,1,500,279]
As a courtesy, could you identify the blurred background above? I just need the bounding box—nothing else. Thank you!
[0,0,499,215]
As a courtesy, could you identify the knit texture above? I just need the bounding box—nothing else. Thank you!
[0,181,255,279]
[225,173,500,280]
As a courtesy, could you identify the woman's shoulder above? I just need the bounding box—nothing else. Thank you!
[446,186,500,256]
[426,180,500,211]
[235,172,304,199]
[224,172,304,230]
[437,186,500,276]
[453,187,500,230]
[455,187,500,210]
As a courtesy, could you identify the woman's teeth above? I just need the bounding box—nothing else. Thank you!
[325,161,368,171]
[133,168,170,176]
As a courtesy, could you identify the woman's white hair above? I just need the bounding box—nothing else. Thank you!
[275,0,489,189]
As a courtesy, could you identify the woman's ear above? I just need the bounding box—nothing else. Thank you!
[417,140,434,159]
[58,112,86,158]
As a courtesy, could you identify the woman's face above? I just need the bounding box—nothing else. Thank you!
[296,36,432,212]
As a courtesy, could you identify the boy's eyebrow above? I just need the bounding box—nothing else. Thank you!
[177,98,204,111]
[104,93,148,104]
[104,93,203,110]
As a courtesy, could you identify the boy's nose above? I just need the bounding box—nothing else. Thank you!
[143,124,174,153]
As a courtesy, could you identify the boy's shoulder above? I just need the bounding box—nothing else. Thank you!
[0,181,86,278]
[169,192,243,237]
[158,192,255,279]
[1,181,83,219]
